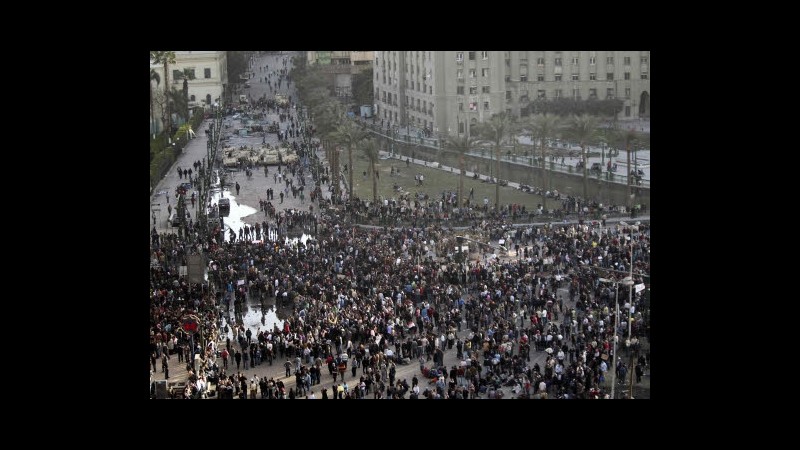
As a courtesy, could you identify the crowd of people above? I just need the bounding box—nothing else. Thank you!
[149,52,650,399]
[150,207,650,399]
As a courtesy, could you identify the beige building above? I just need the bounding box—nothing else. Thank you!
[306,51,374,98]
[373,51,650,138]
[150,51,228,133]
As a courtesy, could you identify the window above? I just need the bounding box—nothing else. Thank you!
[469,101,477,111]
[572,74,579,81]
[429,86,432,94]
[469,69,476,78]
[505,75,511,82]
[555,74,562,82]
[506,91,512,100]
[641,56,648,64]
[589,73,596,81]
[555,57,562,66]
[589,56,596,65]
[606,56,614,64]
[456,52,463,62]
[624,72,630,80]
[519,94,529,102]
[457,69,463,79]
[555,89,562,98]
[537,74,544,81]
[185,68,195,79]
[459,122,465,134]
[572,57,579,65]
[573,88,580,99]
[172,69,182,80]
[520,74,527,82]
[469,86,478,95]
[459,102,464,112]
[537,57,544,66]
[484,101,490,110]
[469,51,475,60]
[482,51,488,60]
[204,68,211,78]
[641,73,648,80]
[607,72,614,80]
[190,94,196,101]
[625,87,631,98]
[457,86,464,95]
[625,105,631,117]
[537,90,546,99]
[481,68,490,77]
[624,56,631,65]
[607,88,615,99]
[482,86,490,93]
[589,88,597,99]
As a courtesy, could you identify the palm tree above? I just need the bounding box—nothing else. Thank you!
[360,137,380,203]
[475,112,513,209]
[526,114,562,210]
[311,99,344,199]
[565,114,601,199]
[611,127,641,209]
[150,69,161,138]
[331,119,369,200]
[446,133,481,210]
[151,51,176,136]
[168,87,190,124]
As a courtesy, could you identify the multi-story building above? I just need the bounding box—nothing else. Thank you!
[150,51,228,133]
[306,51,374,98]
[169,51,228,109]
[373,51,650,139]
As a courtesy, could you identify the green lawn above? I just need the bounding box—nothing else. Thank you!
[345,150,548,210]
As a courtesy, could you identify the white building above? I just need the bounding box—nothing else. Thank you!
[150,51,228,134]
[373,51,650,139]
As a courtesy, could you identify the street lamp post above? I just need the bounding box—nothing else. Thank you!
[600,275,633,399]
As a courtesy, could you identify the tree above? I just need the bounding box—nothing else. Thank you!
[351,67,374,106]
[565,114,602,199]
[525,114,562,210]
[150,52,176,136]
[475,112,514,209]
[446,134,481,211]
[360,137,380,202]
[610,127,642,209]
[182,77,190,122]
[331,119,369,200]
[168,87,189,124]
[150,68,161,137]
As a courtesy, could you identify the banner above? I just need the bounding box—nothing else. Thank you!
[635,283,645,293]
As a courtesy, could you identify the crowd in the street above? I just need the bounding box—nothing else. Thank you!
[151,207,650,399]
[149,52,650,399]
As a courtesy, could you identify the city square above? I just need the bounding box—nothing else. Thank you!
[149,51,650,399]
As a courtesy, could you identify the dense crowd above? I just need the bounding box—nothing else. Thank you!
[149,52,650,399]
[150,211,650,399]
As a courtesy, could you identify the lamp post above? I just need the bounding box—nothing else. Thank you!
[600,275,633,399]
[619,221,639,398]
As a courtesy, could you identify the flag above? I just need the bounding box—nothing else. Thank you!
[635,283,645,293]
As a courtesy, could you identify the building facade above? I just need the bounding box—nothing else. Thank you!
[373,51,650,139]
[150,51,228,133]
[170,51,228,109]
[306,51,374,98]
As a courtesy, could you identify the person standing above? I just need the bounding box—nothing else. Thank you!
[221,348,229,370]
